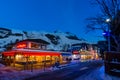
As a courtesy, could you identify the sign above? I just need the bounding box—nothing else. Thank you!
[16,43,27,48]
[72,50,79,54]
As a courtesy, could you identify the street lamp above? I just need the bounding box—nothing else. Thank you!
[106,18,111,51]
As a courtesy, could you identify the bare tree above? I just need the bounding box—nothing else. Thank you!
[86,0,120,51]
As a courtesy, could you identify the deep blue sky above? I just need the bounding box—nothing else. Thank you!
[0,0,104,43]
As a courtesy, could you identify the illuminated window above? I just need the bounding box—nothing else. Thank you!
[41,45,46,50]
[31,42,40,49]
[15,54,24,61]
[46,55,50,60]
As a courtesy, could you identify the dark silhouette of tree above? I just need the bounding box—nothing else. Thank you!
[15,39,19,43]
[23,31,29,39]
[86,0,120,51]
[45,34,60,45]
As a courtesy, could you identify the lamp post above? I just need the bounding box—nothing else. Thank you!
[106,18,111,51]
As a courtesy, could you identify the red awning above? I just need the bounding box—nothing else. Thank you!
[2,50,60,56]
[2,50,16,56]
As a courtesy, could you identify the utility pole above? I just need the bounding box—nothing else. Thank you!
[106,18,111,51]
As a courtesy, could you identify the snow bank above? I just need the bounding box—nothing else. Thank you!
[0,64,5,67]
[75,65,120,80]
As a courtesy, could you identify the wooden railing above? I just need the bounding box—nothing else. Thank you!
[104,51,120,76]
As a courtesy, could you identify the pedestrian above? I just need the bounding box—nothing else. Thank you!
[55,61,60,68]
[66,58,68,61]
[52,61,60,70]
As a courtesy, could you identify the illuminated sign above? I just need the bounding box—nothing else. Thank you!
[16,43,27,48]
[73,50,79,54]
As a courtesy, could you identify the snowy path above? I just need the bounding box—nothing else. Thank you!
[0,60,120,80]
[75,65,120,80]
[0,61,76,80]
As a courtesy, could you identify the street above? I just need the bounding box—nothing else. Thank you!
[25,60,103,80]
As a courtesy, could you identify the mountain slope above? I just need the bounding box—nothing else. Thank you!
[0,28,86,51]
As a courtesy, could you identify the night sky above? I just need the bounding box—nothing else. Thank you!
[0,0,104,43]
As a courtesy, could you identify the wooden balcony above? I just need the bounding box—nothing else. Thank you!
[104,51,120,76]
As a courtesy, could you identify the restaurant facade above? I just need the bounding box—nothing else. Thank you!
[2,39,71,70]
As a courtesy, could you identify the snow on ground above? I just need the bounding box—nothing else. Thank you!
[98,66,120,80]
[0,61,79,80]
[0,63,5,67]
[75,63,120,80]
[0,62,69,80]
[0,66,55,80]
[0,60,120,80]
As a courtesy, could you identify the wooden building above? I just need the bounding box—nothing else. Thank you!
[2,39,64,70]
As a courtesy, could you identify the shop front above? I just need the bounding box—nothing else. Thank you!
[2,39,63,70]
[3,49,62,70]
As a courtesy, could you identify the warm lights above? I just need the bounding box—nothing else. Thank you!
[72,54,80,60]
[16,44,27,48]
[15,54,23,61]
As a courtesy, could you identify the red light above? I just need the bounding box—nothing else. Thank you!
[16,44,27,48]
[3,50,60,56]
[73,50,79,54]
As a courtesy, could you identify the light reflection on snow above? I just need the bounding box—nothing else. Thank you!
[0,60,120,80]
